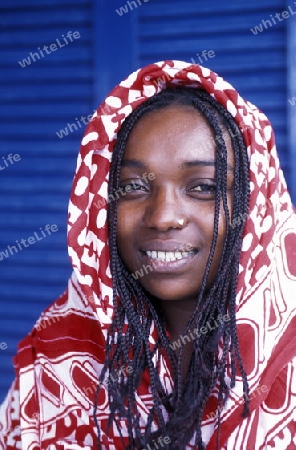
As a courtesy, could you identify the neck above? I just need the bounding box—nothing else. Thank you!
[160,298,198,379]
[158,297,197,340]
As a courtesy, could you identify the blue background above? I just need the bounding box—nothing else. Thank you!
[1,0,296,403]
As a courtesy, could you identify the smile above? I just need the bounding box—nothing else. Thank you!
[145,250,196,262]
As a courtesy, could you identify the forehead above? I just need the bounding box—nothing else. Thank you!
[123,105,235,170]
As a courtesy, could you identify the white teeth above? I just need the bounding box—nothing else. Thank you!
[145,250,195,261]
[165,252,175,262]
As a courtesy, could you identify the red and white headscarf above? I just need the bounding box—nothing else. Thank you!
[1,60,296,449]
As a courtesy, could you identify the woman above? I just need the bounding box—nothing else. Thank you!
[1,60,296,449]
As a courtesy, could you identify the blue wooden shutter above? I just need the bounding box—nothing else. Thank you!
[0,0,94,401]
[1,0,294,404]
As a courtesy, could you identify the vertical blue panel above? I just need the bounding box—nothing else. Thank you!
[287,2,296,204]
[93,0,136,107]
[0,0,94,402]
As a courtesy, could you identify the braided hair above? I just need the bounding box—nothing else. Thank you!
[94,86,250,449]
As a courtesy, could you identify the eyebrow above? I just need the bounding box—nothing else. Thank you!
[122,158,234,172]
[121,159,146,168]
[181,159,234,172]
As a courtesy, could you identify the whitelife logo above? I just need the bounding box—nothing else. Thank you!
[93,172,156,211]
[56,109,96,139]
[169,314,230,351]
[0,153,21,170]
[250,2,296,34]
[116,0,149,16]
[0,224,58,261]
[18,31,81,68]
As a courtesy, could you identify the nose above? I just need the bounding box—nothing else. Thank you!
[143,187,186,231]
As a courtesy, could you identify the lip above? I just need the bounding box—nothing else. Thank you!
[139,249,199,273]
[140,240,196,253]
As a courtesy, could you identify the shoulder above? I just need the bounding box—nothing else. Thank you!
[221,356,296,450]
[7,287,108,449]
[14,287,105,372]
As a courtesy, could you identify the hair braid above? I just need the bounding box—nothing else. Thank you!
[94,86,250,449]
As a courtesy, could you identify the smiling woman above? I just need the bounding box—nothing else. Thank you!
[106,86,249,447]
[1,61,296,450]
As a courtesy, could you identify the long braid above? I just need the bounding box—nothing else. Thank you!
[94,86,250,449]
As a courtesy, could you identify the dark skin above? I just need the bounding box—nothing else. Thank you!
[116,106,234,374]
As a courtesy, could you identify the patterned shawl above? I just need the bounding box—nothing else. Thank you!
[1,60,296,450]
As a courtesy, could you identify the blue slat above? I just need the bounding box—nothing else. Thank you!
[140,51,285,72]
[0,254,69,268]
[0,83,91,101]
[138,0,288,16]
[0,27,91,45]
[0,193,70,210]
[0,103,93,116]
[0,268,69,283]
[139,16,286,36]
[0,120,91,134]
[3,50,91,67]
[1,0,89,7]
[0,66,92,82]
[1,9,90,27]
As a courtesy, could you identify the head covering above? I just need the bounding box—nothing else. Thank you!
[1,60,296,450]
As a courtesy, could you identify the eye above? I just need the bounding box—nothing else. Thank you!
[190,184,216,192]
[187,180,216,199]
[120,182,147,192]
[128,182,147,191]
[119,178,151,197]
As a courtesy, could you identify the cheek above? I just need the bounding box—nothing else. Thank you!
[116,203,138,253]
[117,208,129,245]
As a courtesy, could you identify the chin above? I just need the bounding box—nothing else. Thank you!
[140,279,199,303]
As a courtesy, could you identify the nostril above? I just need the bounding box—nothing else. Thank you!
[144,201,186,231]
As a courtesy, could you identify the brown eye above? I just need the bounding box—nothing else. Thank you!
[121,183,147,192]
[186,179,217,200]
[192,184,216,192]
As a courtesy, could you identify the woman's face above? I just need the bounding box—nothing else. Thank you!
[116,105,234,303]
